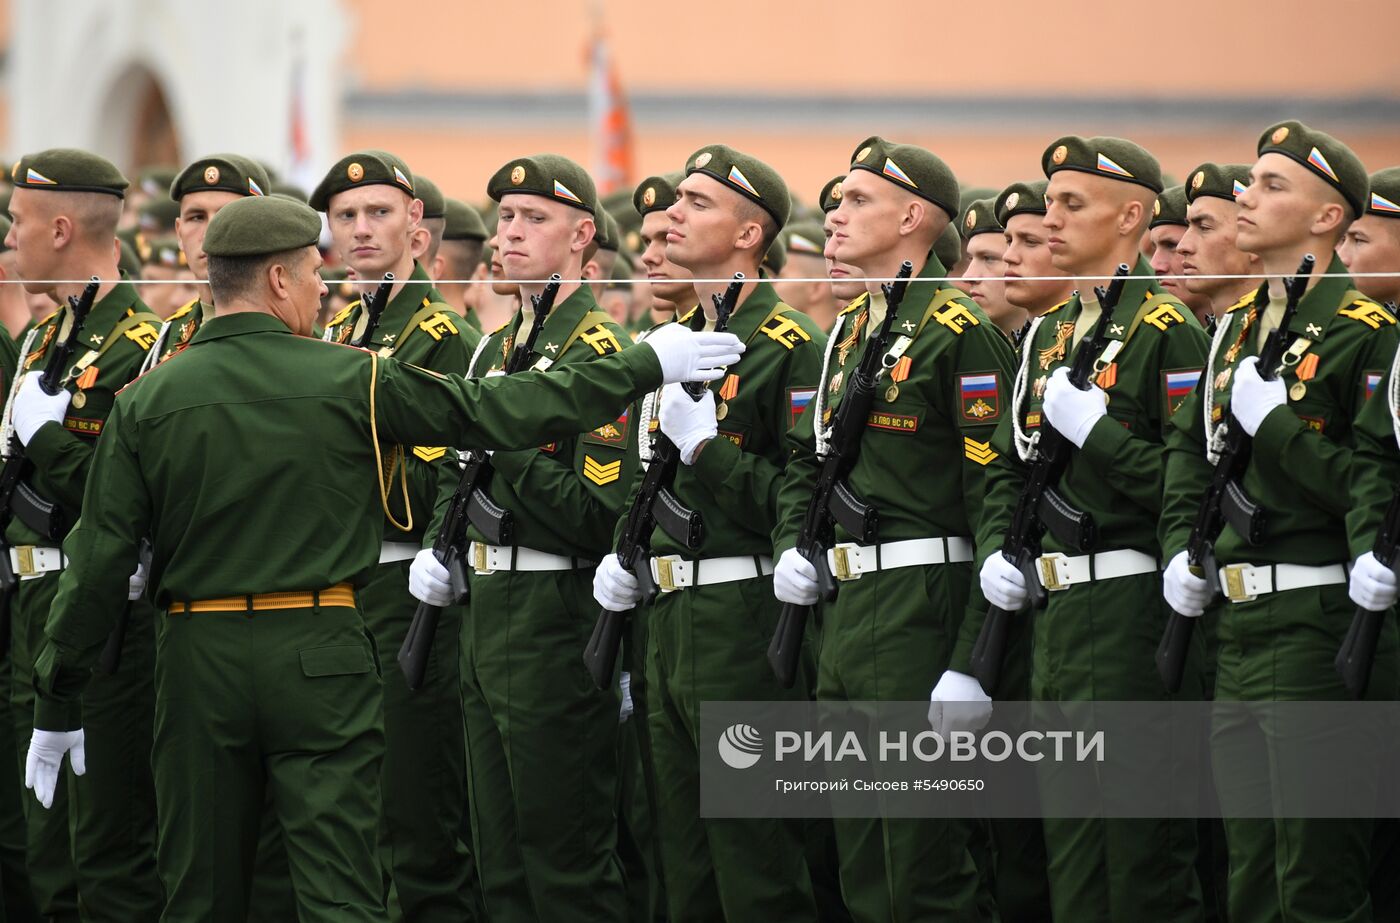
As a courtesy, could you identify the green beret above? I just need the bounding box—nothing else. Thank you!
[144,236,186,268]
[934,223,961,270]
[634,171,683,217]
[11,149,127,198]
[488,153,597,215]
[958,197,1002,241]
[818,175,845,213]
[204,195,322,258]
[257,161,281,183]
[118,239,142,278]
[271,181,308,203]
[138,197,180,231]
[849,136,959,220]
[959,185,998,211]
[310,150,415,211]
[782,221,826,257]
[763,236,787,274]
[684,144,790,229]
[1257,120,1368,218]
[1367,167,1400,218]
[1043,135,1162,194]
[1150,186,1189,228]
[601,189,634,221]
[414,175,445,219]
[170,154,271,201]
[1185,163,1252,206]
[995,180,1048,225]
[137,166,178,198]
[0,214,10,250]
[594,210,621,252]
[443,198,488,240]
[0,187,11,218]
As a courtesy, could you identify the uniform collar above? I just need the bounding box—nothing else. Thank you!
[366,262,436,348]
[79,281,147,350]
[724,280,782,343]
[188,311,294,344]
[1287,252,1353,343]
[511,284,599,358]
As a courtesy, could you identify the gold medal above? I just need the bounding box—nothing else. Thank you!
[1289,381,1307,401]
[829,370,844,394]
[71,391,87,409]
[885,384,899,402]
[716,402,729,421]
[838,348,850,366]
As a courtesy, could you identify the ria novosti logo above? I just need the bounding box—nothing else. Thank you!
[717,724,764,769]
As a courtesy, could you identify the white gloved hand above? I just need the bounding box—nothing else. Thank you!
[1163,550,1211,617]
[927,671,993,737]
[980,553,1029,612]
[1042,367,1106,449]
[1230,357,1286,437]
[12,373,71,446]
[619,671,635,723]
[127,560,148,602]
[25,728,85,810]
[773,548,820,606]
[1350,551,1399,612]
[643,324,745,385]
[408,549,455,607]
[659,384,718,465]
[593,553,641,613]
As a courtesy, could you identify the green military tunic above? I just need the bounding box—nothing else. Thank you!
[144,296,206,367]
[621,282,825,921]
[5,283,163,922]
[31,310,669,922]
[954,256,1209,923]
[1161,257,1400,923]
[775,256,1016,921]
[321,262,482,922]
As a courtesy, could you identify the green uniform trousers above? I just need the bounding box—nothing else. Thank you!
[0,607,40,923]
[463,567,625,922]
[356,560,476,921]
[816,564,984,923]
[617,610,667,923]
[1032,571,1203,923]
[645,574,817,923]
[1212,584,1399,923]
[153,600,386,922]
[11,572,161,923]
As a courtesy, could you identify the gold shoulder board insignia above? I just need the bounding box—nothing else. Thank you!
[328,302,359,329]
[1144,302,1186,331]
[963,436,998,466]
[1223,289,1258,314]
[412,446,448,463]
[418,311,460,341]
[1339,300,1397,329]
[581,325,624,355]
[125,322,160,350]
[838,292,870,317]
[760,313,813,349]
[1042,299,1070,316]
[169,299,198,321]
[582,455,622,485]
[933,301,981,335]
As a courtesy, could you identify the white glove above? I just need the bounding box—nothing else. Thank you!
[25,728,85,809]
[659,384,717,465]
[1042,367,1106,449]
[12,373,71,446]
[1163,550,1211,617]
[643,324,745,385]
[593,553,641,613]
[980,553,1029,612]
[1350,551,1399,612]
[927,671,993,737]
[773,548,820,605]
[1230,356,1286,437]
[127,560,148,602]
[619,671,635,723]
[408,549,455,607]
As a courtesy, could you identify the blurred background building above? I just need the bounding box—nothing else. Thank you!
[1,0,1398,207]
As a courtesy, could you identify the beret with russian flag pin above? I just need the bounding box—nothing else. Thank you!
[684,143,791,230]
[487,152,598,216]
[310,149,416,211]
[10,148,128,198]
[1256,120,1368,218]
[1365,167,1400,220]
[169,153,271,203]
[1184,162,1253,206]
[848,135,960,221]
[1042,135,1163,194]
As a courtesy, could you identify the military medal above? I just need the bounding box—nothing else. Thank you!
[72,365,99,409]
[885,355,911,402]
[1289,382,1307,401]
[715,403,728,421]
[1223,308,1257,364]
[71,392,86,409]
[1289,352,1319,401]
[829,370,844,394]
[716,374,740,420]
[1038,321,1074,370]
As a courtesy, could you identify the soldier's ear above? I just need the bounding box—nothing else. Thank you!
[52,214,76,251]
[1118,198,1147,238]
[898,198,927,239]
[408,196,424,227]
[1309,200,1347,240]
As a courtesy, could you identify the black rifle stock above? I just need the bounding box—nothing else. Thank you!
[348,274,396,348]
[582,274,745,690]
[397,276,561,691]
[1336,486,1400,699]
[766,261,915,689]
[1156,254,1315,693]
[968,264,1131,693]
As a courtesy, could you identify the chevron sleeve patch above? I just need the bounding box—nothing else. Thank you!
[963,436,998,466]
[582,454,622,485]
[412,446,448,463]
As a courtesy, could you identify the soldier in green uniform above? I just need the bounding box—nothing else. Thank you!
[947,136,1210,922]
[773,137,1017,921]
[311,150,480,921]
[430,198,489,327]
[409,153,638,921]
[1340,167,1400,307]
[996,180,1074,331]
[1149,185,1213,324]
[635,172,697,325]
[143,154,272,369]
[958,198,1028,338]
[1160,121,1398,923]
[1175,163,1262,327]
[816,176,868,307]
[3,149,164,922]
[593,144,825,921]
[19,193,740,923]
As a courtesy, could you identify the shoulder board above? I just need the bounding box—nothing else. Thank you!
[327,301,360,329]
[925,293,982,336]
[168,299,198,322]
[1143,299,1187,331]
[838,292,870,317]
[38,307,60,327]
[1339,298,1397,330]
[124,320,161,350]
[676,305,702,324]
[416,309,461,341]
[1223,288,1259,314]
[759,311,815,349]
[490,319,512,336]
[579,323,625,355]
[1041,298,1070,317]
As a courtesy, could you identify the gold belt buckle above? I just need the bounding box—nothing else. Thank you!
[472,543,490,575]
[1038,553,1067,591]
[14,546,36,578]
[655,557,678,593]
[1223,564,1254,603]
[832,545,856,582]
